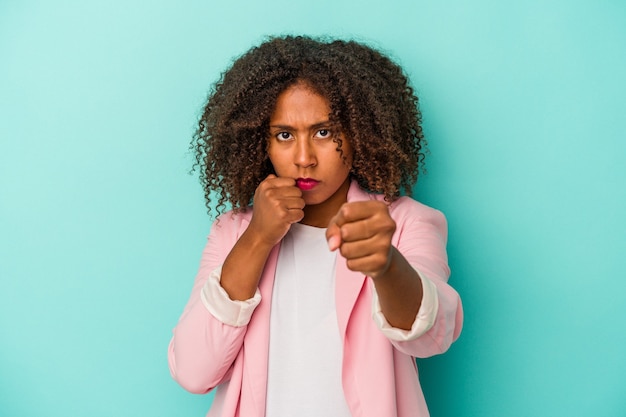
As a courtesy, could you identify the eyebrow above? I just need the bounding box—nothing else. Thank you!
[269,121,331,130]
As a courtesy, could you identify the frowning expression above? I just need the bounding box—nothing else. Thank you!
[268,82,353,226]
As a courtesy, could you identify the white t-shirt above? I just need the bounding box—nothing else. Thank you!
[264,223,352,417]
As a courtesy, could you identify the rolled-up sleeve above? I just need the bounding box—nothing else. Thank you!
[201,266,261,327]
[372,269,439,341]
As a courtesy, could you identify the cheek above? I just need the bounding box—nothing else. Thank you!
[267,148,286,172]
[266,143,276,163]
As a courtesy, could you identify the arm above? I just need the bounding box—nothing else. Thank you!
[168,175,304,393]
[220,175,304,300]
[389,204,463,357]
[327,200,463,357]
[326,201,421,330]
[167,215,251,394]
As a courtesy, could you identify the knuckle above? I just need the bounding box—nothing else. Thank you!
[379,216,396,233]
[340,203,351,217]
[339,242,356,259]
[372,201,385,210]
[346,259,358,272]
[263,187,275,199]
[259,179,272,190]
[374,252,388,267]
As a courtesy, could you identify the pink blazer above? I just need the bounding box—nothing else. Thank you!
[168,181,463,417]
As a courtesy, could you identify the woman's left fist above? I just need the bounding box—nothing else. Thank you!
[326,201,396,279]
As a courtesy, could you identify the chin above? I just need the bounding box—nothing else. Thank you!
[303,195,327,206]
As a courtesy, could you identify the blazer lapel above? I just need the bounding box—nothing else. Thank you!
[237,214,280,417]
[335,252,367,343]
[244,242,279,416]
[335,181,372,342]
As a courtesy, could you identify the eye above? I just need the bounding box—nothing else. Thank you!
[315,129,332,139]
[275,131,293,141]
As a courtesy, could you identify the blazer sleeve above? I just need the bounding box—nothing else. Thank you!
[167,213,254,394]
[388,200,464,358]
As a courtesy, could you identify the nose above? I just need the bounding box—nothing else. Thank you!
[294,138,316,168]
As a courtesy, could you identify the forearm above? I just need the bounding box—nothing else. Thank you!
[371,247,423,330]
[220,227,275,301]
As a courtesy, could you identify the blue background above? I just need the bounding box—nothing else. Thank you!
[1,1,625,416]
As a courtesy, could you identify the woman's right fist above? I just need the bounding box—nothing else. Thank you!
[248,175,305,246]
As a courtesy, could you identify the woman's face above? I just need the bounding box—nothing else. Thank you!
[268,83,353,227]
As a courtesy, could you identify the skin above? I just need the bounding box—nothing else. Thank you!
[220,83,423,330]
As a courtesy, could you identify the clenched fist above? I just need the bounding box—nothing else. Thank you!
[248,175,306,247]
[326,201,396,280]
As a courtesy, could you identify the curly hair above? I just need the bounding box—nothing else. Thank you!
[191,35,426,215]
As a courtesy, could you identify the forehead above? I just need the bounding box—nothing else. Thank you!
[270,83,331,124]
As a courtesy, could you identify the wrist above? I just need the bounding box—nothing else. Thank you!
[369,247,396,282]
[242,223,281,250]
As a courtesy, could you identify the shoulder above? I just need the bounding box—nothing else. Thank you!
[388,196,446,224]
[351,181,446,226]
[210,207,253,236]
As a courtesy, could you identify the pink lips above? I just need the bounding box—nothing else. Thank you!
[296,178,319,191]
